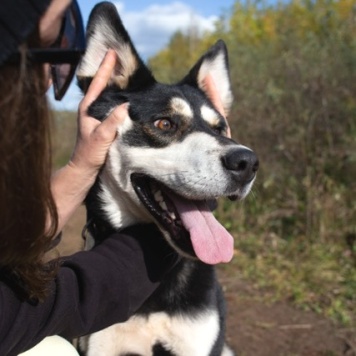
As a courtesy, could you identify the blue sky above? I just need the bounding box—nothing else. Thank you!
[50,0,236,110]
[79,0,235,23]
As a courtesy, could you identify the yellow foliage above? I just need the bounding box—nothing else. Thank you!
[149,0,356,81]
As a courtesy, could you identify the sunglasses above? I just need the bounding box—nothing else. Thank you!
[7,0,85,101]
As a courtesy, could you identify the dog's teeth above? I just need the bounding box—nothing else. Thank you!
[154,190,163,203]
[153,189,177,220]
[159,201,168,211]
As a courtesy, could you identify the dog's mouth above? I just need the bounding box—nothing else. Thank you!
[131,173,234,264]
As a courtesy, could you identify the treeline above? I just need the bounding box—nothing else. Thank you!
[149,0,356,243]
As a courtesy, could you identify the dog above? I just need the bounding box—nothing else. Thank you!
[76,2,258,355]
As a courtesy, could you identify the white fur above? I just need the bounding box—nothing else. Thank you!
[170,97,193,119]
[76,21,138,89]
[81,311,220,356]
[201,104,220,127]
[96,116,150,230]
[77,22,113,77]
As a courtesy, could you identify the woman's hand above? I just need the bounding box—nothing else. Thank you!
[51,50,128,234]
[70,49,127,176]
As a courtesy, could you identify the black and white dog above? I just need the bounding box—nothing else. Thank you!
[76,2,258,355]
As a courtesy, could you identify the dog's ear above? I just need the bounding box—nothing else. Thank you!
[182,40,233,116]
[76,2,154,92]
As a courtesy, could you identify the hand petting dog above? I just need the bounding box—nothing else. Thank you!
[51,50,128,234]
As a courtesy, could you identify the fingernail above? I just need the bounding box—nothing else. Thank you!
[102,49,116,63]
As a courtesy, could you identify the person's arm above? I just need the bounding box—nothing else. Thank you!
[51,50,126,233]
[0,224,177,356]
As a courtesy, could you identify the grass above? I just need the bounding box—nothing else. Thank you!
[51,110,77,168]
[216,200,356,326]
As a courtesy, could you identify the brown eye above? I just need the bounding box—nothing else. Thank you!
[154,118,173,131]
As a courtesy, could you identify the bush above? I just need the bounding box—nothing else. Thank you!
[149,0,356,323]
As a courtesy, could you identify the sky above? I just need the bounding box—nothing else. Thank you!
[50,0,236,110]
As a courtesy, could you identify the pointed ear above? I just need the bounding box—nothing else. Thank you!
[76,2,154,93]
[182,40,233,116]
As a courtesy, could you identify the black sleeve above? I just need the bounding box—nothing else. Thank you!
[0,224,177,356]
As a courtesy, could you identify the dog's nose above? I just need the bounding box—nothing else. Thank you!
[222,148,259,182]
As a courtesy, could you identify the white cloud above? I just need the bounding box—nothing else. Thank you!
[52,1,217,110]
[114,1,217,58]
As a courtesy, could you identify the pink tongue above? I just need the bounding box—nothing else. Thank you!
[171,195,234,265]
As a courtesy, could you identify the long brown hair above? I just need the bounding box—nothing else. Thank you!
[0,27,59,302]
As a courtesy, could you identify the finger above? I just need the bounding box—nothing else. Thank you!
[81,49,117,108]
[96,103,129,141]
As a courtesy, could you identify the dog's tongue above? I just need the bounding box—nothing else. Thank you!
[172,195,234,264]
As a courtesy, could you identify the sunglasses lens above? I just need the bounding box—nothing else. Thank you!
[52,63,74,100]
[61,7,77,49]
[52,0,85,100]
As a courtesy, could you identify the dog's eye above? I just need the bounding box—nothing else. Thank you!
[154,118,174,131]
[212,126,223,135]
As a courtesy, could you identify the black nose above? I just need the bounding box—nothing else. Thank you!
[222,148,259,182]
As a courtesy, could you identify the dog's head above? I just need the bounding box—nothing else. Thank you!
[77,2,258,264]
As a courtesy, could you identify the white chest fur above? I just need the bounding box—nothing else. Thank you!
[81,310,220,356]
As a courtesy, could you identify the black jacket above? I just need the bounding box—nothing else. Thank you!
[0,224,176,355]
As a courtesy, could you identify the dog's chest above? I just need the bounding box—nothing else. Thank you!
[81,311,220,356]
